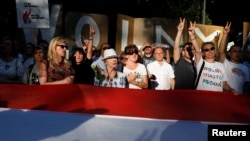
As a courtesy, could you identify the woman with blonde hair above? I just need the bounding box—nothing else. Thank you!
[39,36,74,84]
[189,21,237,95]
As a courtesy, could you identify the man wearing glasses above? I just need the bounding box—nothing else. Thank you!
[173,18,196,89]
[141,42,155,67]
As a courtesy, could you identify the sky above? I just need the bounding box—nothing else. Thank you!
[206,0,249,45]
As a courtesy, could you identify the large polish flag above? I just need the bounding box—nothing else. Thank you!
[0,84,249,141]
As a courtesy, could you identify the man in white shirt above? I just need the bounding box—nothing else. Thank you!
[147,46,175,90]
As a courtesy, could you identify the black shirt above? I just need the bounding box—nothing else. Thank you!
[174,58,196,89]
[73,58,95,85]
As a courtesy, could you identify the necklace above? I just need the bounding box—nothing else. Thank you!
[109,78,113,87]
[107,68,115,80]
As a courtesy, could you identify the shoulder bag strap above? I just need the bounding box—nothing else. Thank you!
[194,61,205,89]
[16,58,18,78]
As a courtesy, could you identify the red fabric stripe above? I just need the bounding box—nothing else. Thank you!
[0,84,249,124]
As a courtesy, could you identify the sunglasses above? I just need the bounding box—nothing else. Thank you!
[184,47,194,51]
[143,46,151,50]
[57,44,68,49]
[125,50,138,55]
[120,57,127,60]
[102,46,111,50]
[203,46,215,52]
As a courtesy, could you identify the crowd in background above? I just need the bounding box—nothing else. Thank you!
[0,18,250,94]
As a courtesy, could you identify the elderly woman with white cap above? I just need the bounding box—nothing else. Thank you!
[93,48,127,88]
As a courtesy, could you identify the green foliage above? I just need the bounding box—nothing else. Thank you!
[154,0,212,24]
[93,65,106,85]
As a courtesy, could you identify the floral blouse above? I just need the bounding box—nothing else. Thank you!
[94,71,127,88]
[39,61,74,82]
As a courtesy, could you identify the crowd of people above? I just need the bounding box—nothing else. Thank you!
[0,18,250,94]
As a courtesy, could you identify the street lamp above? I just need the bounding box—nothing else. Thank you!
[202,0,206,24]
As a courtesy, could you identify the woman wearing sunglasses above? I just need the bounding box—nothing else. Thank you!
[39,36,74,84]
[123,44,148,89]
[190,21,237,94]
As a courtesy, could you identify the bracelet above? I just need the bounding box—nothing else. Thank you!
[230,88,235,92]
[191,37,196,40]
[136,81,139,86]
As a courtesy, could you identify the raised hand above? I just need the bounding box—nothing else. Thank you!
[90,25,95,36]
[177,17,185,31]
[214,32,220,41]
[188,21,196,37]
[223,21,231,35]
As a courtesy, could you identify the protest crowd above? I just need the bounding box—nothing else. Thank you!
[0,18,250,95]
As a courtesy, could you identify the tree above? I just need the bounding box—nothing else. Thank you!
[150,0,212,24]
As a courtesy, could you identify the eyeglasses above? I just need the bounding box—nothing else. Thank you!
[203,47,215,52]
[57,44,68,49]
[184,47,194,52]
[143,46,151,50]
[120,57,127,60]
[125,50,138,55]
[102,46,111,50]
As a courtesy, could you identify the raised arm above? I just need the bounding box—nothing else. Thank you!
[165,48,170,63]
[218,21,231,63]
[86,25,95,60]
[173,17,185,64]
[188,21,201,64]
[213,32,220,60]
